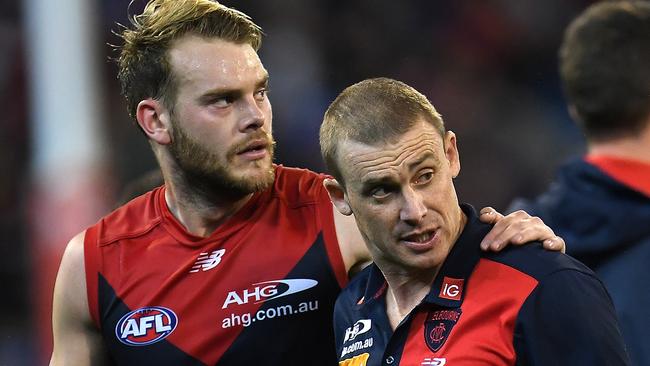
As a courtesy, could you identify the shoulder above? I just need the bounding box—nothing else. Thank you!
[273,165,328,192]
[272,165,330,207]
[60,231,87,276]
[54,231,91,321]
[333,266,372,334]
[90,186,163,246]
[484,241,595,281]
[335,265,373,312]
[505,245,630,363]
[485,243,617,333]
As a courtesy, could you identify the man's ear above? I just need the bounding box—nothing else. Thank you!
[323,178,353,216]
[136,98,172,145]
[568,104,581,124]
[444,131,461,178]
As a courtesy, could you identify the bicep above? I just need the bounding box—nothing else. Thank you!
[50,231,108,366]
[514,270,630,365]
[331,206,372,277]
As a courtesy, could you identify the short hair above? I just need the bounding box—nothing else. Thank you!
[117,0,263,122]
[320,77,445,184]
[560,1,650,142]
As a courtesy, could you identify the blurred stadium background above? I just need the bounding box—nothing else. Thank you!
[1,0,592,364]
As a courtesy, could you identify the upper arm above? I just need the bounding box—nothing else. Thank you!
[514,270,630,365]
[50,231,109,366]
[331,206,372,277]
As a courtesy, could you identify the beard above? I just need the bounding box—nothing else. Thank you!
[168,118,276,198]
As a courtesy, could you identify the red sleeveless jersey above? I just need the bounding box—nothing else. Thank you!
[84,165,348,365]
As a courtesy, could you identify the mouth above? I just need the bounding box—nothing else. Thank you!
[236,139,269,160]
[399,229,438,251]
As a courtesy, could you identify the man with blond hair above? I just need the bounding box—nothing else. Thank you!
[50,1,564,365]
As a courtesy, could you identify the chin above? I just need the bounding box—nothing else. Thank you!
[236,167,275,192]
[401,254,445,272]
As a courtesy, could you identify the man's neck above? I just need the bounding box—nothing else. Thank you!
[588,123,650,163]
[164,183,252,237]
[158,156,254,237]
[383,268,438,330]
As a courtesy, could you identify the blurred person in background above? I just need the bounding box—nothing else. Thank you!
[509,2,650,364]
[49,1,565,365]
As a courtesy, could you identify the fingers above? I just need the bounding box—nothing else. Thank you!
[479,210,565,252]
[479,209,526,250]
[542,236,566,253]
[479,206,504,224]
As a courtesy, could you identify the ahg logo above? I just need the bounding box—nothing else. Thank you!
[439,276,464,301]
[222,279,318,309]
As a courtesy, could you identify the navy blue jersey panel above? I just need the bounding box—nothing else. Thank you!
[98,274,205,366]
[217,233,340,366]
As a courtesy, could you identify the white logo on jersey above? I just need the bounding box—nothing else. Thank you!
[222,279,318,308]
[115,306,178,346]
[422,358,446,365]
[189,249,226,273]
[344,319,372,342]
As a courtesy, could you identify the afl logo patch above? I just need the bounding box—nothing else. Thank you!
[115,306,178,346]
[424,308,461,352]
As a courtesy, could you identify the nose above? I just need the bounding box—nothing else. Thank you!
[238,96,266,132]
[400,187,427,224]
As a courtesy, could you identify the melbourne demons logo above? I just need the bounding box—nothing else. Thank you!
[115,306,178,346]
[424,308,461,352]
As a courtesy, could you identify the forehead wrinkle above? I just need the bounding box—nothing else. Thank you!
[344,131,442,180]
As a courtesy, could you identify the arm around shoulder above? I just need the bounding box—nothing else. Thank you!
[50,231,109,365]
[331,206,372,277]
[514,269,630,365]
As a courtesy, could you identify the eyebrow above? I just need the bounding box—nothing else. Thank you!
[360,176,396,194]
[358,150,439,190]
[407,151,438,171]
[198,74,269,103]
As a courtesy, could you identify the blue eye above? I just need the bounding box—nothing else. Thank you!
[415,171,433,185]
[254,88,268,101]
[370,186,392,199]
[210,96,234,107]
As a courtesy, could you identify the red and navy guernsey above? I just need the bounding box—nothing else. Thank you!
[333,204,630,366]
[84,165,348,365]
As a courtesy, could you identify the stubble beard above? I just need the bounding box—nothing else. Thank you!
[168,119,276,199]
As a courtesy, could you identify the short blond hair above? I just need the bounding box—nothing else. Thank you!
[320,78,445,184]
[117,0,263,120]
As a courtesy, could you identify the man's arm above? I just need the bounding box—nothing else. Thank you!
[335,205,566,276]
[332,207,372,276]
[514,270,630,364]
[50,231,109,366]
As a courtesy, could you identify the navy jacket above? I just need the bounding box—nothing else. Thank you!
[334,204,629,365]
[510,158,650,365]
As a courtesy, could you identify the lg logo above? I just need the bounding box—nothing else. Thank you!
[439,277,464,301]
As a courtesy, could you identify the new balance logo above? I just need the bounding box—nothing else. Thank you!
[189,249,226,273]
[422,358,446,365]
